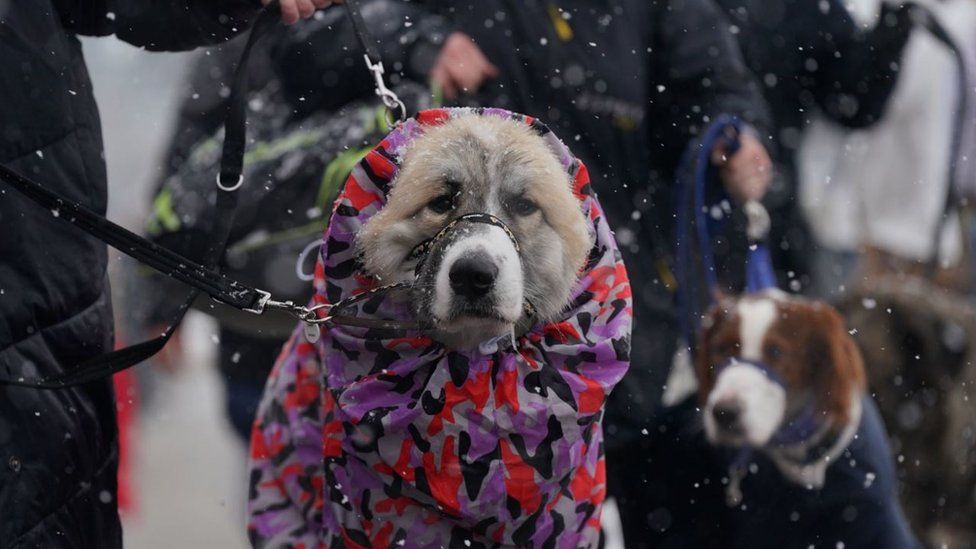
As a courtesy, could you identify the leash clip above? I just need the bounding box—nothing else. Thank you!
[253,294,331,324]
[251,295,330,343]
[363,55,406,124]
[243,289,272,314]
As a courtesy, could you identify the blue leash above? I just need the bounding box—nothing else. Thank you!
[675,115,778,347]
[673,116,785,507]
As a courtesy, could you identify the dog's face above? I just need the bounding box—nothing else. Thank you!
[696,291,865,447]
[356,115,592,348]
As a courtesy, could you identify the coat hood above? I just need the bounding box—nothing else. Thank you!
[248,108,632,548]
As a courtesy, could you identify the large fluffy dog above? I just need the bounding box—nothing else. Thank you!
[356,114,592,349]
[246,109,631,548]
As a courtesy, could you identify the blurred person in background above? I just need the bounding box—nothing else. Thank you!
[798,0,976,544]
[639,1,919,546]
[0,1,327,546]
[799,0,976,295]
[712,0,916,293]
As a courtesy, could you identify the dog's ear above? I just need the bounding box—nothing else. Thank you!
[815,306,866,426]
[695,301,731,405]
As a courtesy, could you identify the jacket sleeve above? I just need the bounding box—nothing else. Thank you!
[109,0,262,52]
[269,0,452,115]
[809,1,913,128]
[648,0,771,168]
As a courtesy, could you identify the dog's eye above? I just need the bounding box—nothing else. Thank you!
[511,197,539,216]
[428,194,455,214]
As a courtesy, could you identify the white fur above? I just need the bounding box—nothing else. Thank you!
[600,498,626,549]
[704,298,785,446]
[662,347,698,407]
[432,225,524,324]
[737,298,777,360]
[704,361,786,447]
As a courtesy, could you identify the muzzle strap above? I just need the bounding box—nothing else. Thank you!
[407,212,522,266]
[407,212,534,316]
[713,357,785,387]
[297,213,534,338]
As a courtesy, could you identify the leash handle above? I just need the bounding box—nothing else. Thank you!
[218,1,282,188]
[689,115,745,298]
[675,115,779,344]
[676,117,733,346]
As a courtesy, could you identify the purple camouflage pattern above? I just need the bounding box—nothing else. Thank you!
[247,108,632,548]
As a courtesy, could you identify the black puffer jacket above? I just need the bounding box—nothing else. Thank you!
[0,2,259,546]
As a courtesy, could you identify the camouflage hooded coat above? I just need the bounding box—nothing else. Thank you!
[247,108,632,548]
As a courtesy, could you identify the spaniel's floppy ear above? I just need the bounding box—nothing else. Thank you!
[695,299,733,405]
[815,307,867,426]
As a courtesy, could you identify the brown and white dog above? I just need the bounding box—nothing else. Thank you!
[694,289,866,492]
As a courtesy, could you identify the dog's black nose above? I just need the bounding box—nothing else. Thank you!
[712,399,742,430]
[449,255,498,298]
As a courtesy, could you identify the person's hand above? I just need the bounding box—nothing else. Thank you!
[713,131,773,203]
[430,32,499,101]
[265,0,338,25]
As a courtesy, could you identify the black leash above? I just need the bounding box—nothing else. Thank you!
[0,0,405,388]
[0,4,281,388]
[344,0,406,122]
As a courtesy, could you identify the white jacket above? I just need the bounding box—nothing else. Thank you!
[799,0,976,264]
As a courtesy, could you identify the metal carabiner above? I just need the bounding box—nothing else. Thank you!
[256,296,331,324]
[301,303,334,325]
[363,55,407,125]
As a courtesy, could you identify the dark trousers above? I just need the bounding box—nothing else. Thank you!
[606,396,918,548]
[218,327,283,442]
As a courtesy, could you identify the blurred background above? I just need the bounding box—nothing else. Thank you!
[82,40,248,548]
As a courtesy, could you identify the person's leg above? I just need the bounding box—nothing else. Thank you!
[217,327,283,443]
[606,398,729,548]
